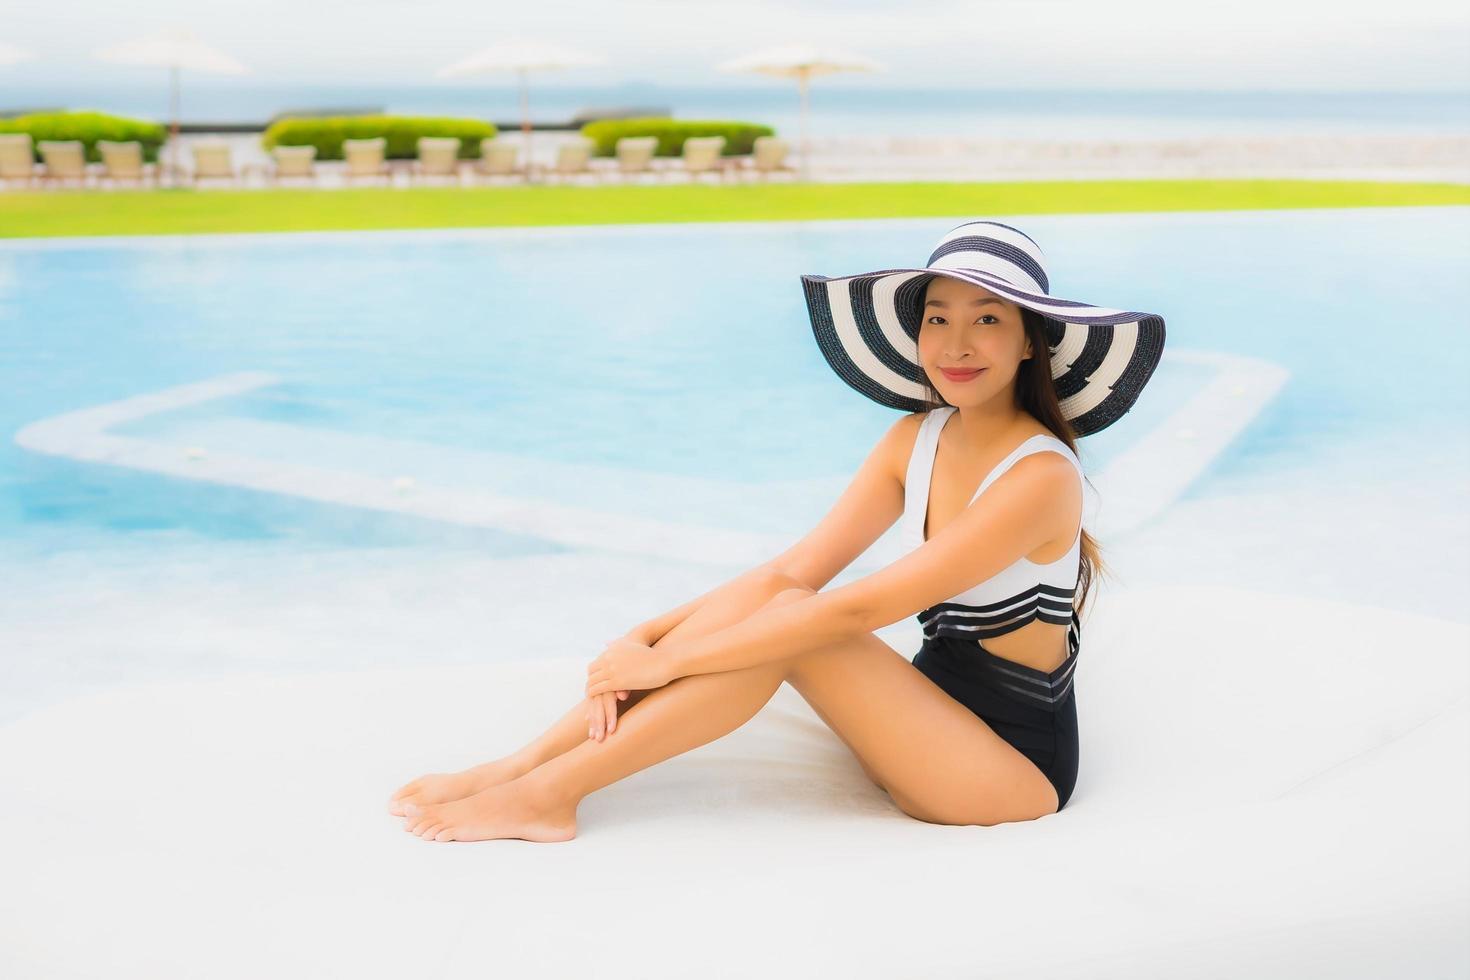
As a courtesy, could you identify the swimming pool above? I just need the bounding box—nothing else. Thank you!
[1,207,1466,723]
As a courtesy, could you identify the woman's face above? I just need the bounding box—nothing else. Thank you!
[918,275,1032,405]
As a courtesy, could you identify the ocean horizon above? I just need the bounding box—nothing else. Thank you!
[4,83,1467,140]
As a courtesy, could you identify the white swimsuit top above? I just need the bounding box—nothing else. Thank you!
[904,406,1084,672]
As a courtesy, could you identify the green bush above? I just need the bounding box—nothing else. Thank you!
[0,110,167,163]
[578,118,776,157]
[261,115,498,161]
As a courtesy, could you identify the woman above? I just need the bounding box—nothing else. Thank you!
[389,219,1166,841]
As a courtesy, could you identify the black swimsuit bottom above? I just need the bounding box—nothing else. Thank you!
[911,635,1079,811]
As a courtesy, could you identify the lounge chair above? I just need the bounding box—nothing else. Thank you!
[191,141,236,186]
[749,136,796,182]
[674,135,728,183]
[544,136,594,185]
[37,140,88,188]
[476,138,523,183]
[414,136,461,183]
[0,133,38,189]
[271,145,317,185]
[612,136,658,184]
[343,137,388,185]
[97,140,152,188]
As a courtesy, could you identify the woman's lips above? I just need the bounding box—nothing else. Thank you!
[939,367,986,382]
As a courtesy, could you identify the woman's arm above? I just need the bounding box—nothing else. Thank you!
[662,588,855,678]
[623,562,791,647]
[624,415,912,651]
[589,562,793,739]
[659,452,1079,680]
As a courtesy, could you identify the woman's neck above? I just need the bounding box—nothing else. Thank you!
[949,402,1031,453]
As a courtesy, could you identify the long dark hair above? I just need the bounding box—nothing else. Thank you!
[916,304,1108,617]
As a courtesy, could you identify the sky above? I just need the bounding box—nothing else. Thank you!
[4,0,1469,92]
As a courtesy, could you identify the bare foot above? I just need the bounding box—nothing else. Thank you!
[387,757,528,817]
[401,776,577,843]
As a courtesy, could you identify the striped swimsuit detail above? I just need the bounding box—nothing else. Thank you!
[904,406,1084,709]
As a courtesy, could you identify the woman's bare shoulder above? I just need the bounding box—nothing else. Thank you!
[886,410,930,490]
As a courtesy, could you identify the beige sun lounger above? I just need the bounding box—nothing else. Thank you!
[190,141,236,185]
[414,136,461,181]
[0,133,39,188]
[676,135,728,183]
[612,136,658,183]
[271,145,317,184]
[343,137,388,185]
[476,138,523,182]
[37,140,88,188]
[97,140,151,187]
[749,136,796,182]
[544,136,594,184]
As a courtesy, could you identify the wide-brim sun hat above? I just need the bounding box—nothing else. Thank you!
[800,219,1166,437]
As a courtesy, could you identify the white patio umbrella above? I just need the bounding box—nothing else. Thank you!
[435,38,605,175]
[0,42,38,67]
[717,43,886,181]
[95,29,248,185]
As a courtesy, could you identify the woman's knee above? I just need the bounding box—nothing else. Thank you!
[763,582,816,610]
[756,567,816,604]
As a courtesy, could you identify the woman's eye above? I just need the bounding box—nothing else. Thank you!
[926,314,999,325]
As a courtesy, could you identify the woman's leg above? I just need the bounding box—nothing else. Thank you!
[400,585,819,841]
[388,567,806,814]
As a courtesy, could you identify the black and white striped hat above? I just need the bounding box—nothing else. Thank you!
[800,220,1166,437]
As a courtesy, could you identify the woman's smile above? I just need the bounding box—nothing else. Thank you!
[939,366,986,383]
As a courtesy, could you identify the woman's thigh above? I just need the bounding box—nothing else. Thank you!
[784,628,1060,826]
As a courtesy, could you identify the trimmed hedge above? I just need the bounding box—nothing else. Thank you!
[0,111,167,163]
[261,115,498,161]
[579,118,777,157]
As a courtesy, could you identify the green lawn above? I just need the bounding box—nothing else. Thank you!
[2,179,1466,238]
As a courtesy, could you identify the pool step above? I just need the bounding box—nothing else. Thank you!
[12,372,808,567]
[1087,349,1290,538]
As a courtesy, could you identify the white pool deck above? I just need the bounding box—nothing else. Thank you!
[0,584,1465,978]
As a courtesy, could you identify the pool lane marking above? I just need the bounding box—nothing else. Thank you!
[12,349,1287,563]
[11,371,793,566]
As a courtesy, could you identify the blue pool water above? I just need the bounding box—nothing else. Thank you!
[0,208,1467,727]
[2,207,1466,555]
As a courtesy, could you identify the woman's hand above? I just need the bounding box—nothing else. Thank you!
[585,628,658,741]
[587,690,629,742]
[586,636,673,701]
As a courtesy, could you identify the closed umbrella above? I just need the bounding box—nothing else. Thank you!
[436,37,605,178]
[717,43,885,182]
[95,29,248,185]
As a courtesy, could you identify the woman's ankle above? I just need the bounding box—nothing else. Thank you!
[471,752,538,780]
